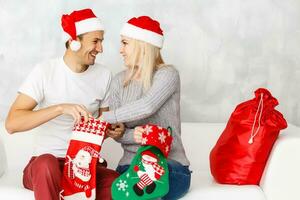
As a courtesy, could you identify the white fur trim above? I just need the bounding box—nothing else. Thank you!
[70,40,81,51]
[71,131,104,145]
[120,23,163,48]
[142,154,157,162]
[75,17,104,35]
[99,157,105,163]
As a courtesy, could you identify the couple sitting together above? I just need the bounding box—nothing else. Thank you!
[5,8,191,200]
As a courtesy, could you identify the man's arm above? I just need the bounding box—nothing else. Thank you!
[5,93,91,134]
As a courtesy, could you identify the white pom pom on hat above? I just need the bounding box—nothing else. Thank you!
[61,8,104,51]
[69,40,81,51]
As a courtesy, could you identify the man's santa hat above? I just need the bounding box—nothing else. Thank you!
[61,8,104,51]
[120,16,164,48]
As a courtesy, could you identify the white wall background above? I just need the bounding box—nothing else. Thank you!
[1,0,300,125]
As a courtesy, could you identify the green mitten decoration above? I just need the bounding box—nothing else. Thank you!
[112,124,173,200]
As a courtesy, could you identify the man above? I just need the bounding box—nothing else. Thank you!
[5,8,120,200]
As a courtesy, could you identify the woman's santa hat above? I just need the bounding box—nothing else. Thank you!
[61,8,104,51]
[120,16,164,48]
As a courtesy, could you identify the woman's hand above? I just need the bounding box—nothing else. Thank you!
[107,123,125,139]
[134,126,144,144]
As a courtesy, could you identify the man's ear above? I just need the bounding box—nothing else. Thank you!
[66,38,72,47]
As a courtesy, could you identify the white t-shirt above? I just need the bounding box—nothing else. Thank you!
[18,57,112,157]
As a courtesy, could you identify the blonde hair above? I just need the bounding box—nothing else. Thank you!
[123,39,165,90]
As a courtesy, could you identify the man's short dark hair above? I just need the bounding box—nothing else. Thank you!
[65,34,84,49]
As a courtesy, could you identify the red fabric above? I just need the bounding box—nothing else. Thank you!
[127,16,163,35]
[60,117,110,199]
[23,154,119,200]
[69,9,96,22]
[209,88,287,185]
[61,8,97,39]
[61,15,77,39]
[23,154,64,200]
[141,124,173,158]
[134,165,139,172]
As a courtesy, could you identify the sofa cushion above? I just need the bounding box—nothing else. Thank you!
[0,168,34,199]
[181,123,225,172]
[0,167,266,200]
[0,122,35,170]
[182,171,266,200]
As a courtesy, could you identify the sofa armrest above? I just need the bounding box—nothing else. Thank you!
[260,124,300,200]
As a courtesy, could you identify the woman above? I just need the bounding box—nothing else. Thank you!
[102,16,191,200]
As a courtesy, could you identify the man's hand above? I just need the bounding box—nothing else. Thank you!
[106,122,125,140]
[133,126,144,144]
[58,103,92,124]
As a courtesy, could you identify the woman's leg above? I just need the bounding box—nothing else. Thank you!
[162,160,191,200]
[115,165,130,174]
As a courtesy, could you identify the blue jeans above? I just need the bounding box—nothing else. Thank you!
[116,159,191,200]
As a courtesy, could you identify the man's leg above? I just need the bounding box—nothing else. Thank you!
[95,165,119,200]
[23,154,64,200]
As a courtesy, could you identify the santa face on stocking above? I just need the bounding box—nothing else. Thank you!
[133,150,165,196]
[73,149,92,182]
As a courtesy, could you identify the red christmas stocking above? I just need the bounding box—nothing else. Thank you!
[60,117,110,200]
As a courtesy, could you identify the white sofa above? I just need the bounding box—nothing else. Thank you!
[0,121,300,200]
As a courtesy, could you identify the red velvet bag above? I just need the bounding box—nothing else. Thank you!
[209,88,287,185]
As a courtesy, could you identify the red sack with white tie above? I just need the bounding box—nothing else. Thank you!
[60,117,110,200]
[210,88,287,185]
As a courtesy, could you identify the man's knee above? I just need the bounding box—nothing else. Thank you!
[31,154,60,177]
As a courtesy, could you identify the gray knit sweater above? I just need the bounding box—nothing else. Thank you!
[102,66,190,166]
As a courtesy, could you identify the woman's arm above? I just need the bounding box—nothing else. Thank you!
[102,67,179,124]
[114,128,137,145]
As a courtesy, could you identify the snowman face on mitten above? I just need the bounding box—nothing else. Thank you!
[72,149,92,182]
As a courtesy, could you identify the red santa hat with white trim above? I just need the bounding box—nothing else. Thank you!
[61,8,104,51]
[120,16,164,48]
[141,150,158,163]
